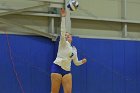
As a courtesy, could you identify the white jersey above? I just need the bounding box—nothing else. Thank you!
[53,17,83,71]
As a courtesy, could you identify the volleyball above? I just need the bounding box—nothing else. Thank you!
[67,0,79,11]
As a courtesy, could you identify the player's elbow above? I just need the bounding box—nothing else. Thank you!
[74,63,80,66]
[74,61,81,66]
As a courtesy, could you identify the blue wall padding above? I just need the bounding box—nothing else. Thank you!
[112,40,125,93]
[124,41,137,93]
[136,42,140,93]
[0,34,140,93]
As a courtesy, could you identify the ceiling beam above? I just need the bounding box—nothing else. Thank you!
[0,3,49,16]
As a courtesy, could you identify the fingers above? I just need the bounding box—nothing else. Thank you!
[82,58,87,64]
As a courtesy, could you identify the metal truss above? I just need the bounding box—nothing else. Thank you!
[1,0,139,40]
[0,18,57,40]
[0,0,64,40]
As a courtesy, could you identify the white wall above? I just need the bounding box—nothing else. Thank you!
[0,0,140,40]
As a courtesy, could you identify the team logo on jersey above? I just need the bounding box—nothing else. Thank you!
[70,53,74,58]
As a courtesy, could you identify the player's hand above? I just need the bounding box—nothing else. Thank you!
[60,8,66,17]
[82,58,87,64]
